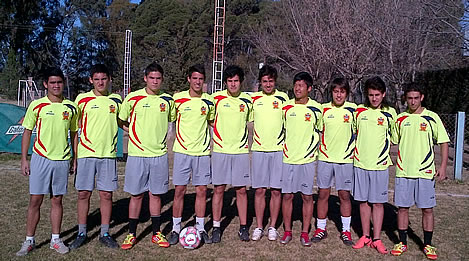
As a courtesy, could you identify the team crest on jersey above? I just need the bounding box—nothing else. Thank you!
[109,105,116,113]
[272,101,279,109]
[420,122,427,131]
[201,106,207,115]
[377,117,384,125]
[239,104,245,112]
[160,103,166,112]
[62,111,69,120]
[343,114,350,123]
[305,113,311,121]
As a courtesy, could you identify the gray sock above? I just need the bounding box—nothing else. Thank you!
[100,224,110,237]
[78,224,87,236]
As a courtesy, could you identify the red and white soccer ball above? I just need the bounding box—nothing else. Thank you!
[179,226,201,249]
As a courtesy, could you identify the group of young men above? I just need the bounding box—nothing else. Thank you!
[16,62,448,260]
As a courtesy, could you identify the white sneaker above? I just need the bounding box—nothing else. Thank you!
[50,238,69,254]
[251,228,264,241]
[267,227,279,241]
[16,239,35,256]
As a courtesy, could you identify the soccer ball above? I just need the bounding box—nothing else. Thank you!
[179,226,201,249]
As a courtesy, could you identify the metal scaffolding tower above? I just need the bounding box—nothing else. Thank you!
[211,0,225,93]
[17,77,42,107]
[123,30,132,97]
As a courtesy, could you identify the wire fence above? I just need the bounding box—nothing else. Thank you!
[440,113,469,180]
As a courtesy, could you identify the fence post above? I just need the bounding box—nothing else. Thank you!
[454,111,465,181]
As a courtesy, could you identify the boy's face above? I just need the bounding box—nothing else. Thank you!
[332,87,347,107]
[90,72,110,95]
[260,75,276,95]
[226,75,241,95]
[367,88,385,109]
[293,80,311,100]
[144,71,163,93]
[43,76,64,97]
[188,72,204,93]
[406,91,424,112]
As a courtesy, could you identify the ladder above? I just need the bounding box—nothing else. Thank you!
[123,30,132,97]
[211,0,225,94]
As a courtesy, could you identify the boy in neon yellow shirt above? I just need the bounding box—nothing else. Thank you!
[17,68,78,256]
[391,83,448,260]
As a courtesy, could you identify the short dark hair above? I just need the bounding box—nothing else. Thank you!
[223,65,244,83]
[43,67,65,83]
[145,62,164,77]
[90,64,110,78]
[293,72,313,87]
[364,76,389,108]
[187,64,206,79]
[258,64,277,81]
[403,82,425,96]
[330,77,350,95]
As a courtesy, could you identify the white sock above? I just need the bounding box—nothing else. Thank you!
[213,220,221,228]
[51,234,60,240]
[172,217,182,233]
[341,216,351,232]
[26,236,35,243]
[195,217,205,231]
[317,218,327,230]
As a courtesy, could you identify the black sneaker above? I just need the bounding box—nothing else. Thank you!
[167,231,179,245]
[211,227,222,243]
[69,233,86,250]
[239,227,250,242]
[99,233,119,249]
[200,230,212,244]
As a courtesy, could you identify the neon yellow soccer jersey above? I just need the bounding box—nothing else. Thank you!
[353,105,397,170]
[75,91,122,158]
[173,91,215,156]
[395,109,449,179]
[251,90,289,152]
[319,101,357,163]
[22,96,79,160]
[212,90,253,154]
[118,88,176,157]
[282,98,323,164]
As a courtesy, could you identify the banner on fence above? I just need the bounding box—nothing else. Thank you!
[0,103,123,157]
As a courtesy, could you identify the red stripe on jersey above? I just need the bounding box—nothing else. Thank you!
[82,114,92,144]
[33,141,47,158]
[355,107,368,118]
[129,136,144,151]
[319,145,329,158]
[321,124,327,150]
[398,150,402,162]
[213,114,223,141]
[176,114,185,142]
[213,95,228,108]
[397,115,409,128]
[254,128,260,139]
[284,143,288,151]
[283,149,289,158]
[251,96,262,103]
[129,96,147,118]
[323,107,332,115]
[33,103,51,122]
[78,97,97,127]
[354,155,360,161]
[213,138,223,148]
[131,114,142,144]
[254,138,261,146]
[36,119,47,152]
[397,161,403,170]
[176,133,187,150]
[354,147,359,155]
[80,140,96,153]
[175,98,191,110]
[282,105,294,118]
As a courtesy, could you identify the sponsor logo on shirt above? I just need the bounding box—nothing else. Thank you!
[328,114,334,118]
[201,106,207,115]
[290,112,296,117]
[305,113,311,121]
[239,104,245,112]
[160,103,166,112]
[46,111,55,116]
[272,101,279,109]
[109,105,116,113]
[404,122,411,127]
[377,117,384,125]
[420,122,427,131]
[91,105,99,109]
[63,111,70,120]
[343,114,350,123]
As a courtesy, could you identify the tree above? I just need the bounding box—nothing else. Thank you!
[0,48,21,99]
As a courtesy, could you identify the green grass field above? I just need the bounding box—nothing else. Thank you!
[2,149,469,260]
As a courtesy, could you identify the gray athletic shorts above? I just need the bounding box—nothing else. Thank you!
[251,151,283,189]
[394,177,436,208]
[317,161,353,191]
[352,167,389,203]
[281,161,316,195]
[172,153,211,186]
[29,153,69,196]
[211,152,250,186]
[124,154,169,195]
[75,158,118,191]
